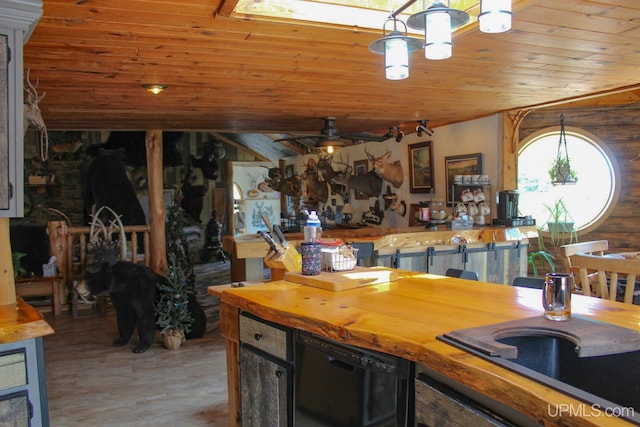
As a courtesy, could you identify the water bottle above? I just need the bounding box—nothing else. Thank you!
[303,211,322,242]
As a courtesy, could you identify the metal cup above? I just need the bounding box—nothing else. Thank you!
[543,273,572,321]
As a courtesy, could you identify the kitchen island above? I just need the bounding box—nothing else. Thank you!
[211,270,640,426]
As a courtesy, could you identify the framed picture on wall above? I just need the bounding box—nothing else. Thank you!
[408,141,434,193]
[444,153,483,203]
[353,159,369,200]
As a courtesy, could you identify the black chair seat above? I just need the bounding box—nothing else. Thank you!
[350,242,376,267]
[512,276,545,289]
[445,268,479,281]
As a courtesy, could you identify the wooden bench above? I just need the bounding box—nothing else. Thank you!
[15,275,64,315]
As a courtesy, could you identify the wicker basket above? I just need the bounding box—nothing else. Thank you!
[320,246,358,272]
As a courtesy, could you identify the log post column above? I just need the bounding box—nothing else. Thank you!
[145,130,167,275]
[0,218,16,306]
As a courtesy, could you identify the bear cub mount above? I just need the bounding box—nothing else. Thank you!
[85,241,162,353]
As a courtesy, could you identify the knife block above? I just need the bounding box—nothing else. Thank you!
[264,245,300,280]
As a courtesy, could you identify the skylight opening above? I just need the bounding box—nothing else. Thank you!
[232,0,479,34]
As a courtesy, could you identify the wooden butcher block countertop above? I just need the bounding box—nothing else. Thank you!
[0,297,55,343]
[214,270,640,426]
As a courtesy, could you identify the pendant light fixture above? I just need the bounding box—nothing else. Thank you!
[369,0,512,77]
[369,17,422,80]
[478,0,512,33]
[408,1,469,60]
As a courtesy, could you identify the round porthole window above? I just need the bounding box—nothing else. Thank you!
[517,127,619,235]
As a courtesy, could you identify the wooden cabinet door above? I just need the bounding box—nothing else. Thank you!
[240,346,290,427]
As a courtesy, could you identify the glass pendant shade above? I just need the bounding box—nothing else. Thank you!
[369,18,422,81]
[479,0,512,33]
[424,10,452,60]
[385,36,409,80]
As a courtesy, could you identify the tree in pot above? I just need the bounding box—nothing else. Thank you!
[156,252,194,350]
[155,200,198,349]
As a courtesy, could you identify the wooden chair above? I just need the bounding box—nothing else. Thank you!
[571,253,640,304]
[560,240,609,291]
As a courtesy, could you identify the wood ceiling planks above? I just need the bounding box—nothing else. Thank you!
[20,0,640,136]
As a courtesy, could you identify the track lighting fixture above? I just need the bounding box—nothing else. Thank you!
[382,127,405,142]
[383,128,395,140]
[416,120,434,137]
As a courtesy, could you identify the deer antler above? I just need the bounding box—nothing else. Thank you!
[24,68,49,161]
[332,154,352,174]
[89,206,126,260]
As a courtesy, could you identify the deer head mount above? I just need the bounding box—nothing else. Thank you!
[24,68,49,161]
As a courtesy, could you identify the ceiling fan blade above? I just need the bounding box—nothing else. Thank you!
[271,117,392,149]
[340,132,388,142]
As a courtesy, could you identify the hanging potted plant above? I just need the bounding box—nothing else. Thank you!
[549,158,577,185]
[549,114,578,185]
[155,252,194,350]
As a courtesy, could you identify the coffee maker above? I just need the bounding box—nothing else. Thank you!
[492,190,522,226]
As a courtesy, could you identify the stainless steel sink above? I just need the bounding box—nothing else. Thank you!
[439,318,640,425]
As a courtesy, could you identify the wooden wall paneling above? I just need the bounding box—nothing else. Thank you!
[519,104,640,255]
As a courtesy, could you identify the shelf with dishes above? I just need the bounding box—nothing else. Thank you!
[451,182,492,226]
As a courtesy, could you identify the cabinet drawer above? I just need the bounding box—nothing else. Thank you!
[239,314,289,360]
[0,350,27,391]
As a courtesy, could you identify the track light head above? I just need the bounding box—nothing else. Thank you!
[383,128,395,140]
[395,131,404,142]
[416,120,434,137]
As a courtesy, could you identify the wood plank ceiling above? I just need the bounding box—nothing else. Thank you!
[22,0,640,153]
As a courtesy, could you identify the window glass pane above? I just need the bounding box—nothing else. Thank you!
[517,130,615,231]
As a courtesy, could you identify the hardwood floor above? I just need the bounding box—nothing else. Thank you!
[41,261,231,426]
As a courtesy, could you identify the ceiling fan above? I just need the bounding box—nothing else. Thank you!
[273,117,394,152]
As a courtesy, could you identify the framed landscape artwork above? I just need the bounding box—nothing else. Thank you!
[444,153,483,203]
[408,141,434,193]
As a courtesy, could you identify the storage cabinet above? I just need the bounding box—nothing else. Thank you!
[0,337,49,427]
[238,312,292,426]
[451,182,492,226]
[0,0,42,217]
[414,363,533,427]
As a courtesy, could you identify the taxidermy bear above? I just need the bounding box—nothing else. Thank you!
[83,148,147,228]
[85,244,206,353]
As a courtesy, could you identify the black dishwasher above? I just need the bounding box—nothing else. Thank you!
[294,331,412,426]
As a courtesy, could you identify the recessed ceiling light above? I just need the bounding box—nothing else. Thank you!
[141,84,168,95]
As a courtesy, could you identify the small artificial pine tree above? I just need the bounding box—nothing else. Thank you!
[155,200,196,334]
[156,251,193,335]
[165,200,196,291]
